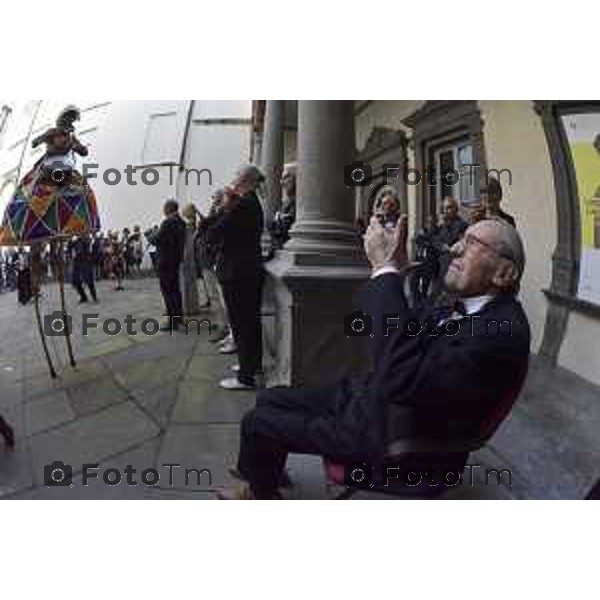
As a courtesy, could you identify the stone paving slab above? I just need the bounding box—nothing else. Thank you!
[171,380,255,425]
[12,437,162,499]
[156,424,240,489]
[29,400,160,486]
[66,377,129,417]
[113,354,190,393]
[0,438,34,498]
[23,391,76,436]
[131,382,179,429]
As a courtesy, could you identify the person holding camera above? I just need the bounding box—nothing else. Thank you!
[374,189,401,230]
[269,162,297,252]
[199,165,265,390]
[219,214,530,499]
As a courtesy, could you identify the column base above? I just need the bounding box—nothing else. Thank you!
[263,248,371,387]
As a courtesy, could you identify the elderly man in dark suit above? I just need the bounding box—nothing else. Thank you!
[220,214,530,499]
[200,165,265,390]
[154,199,187,332]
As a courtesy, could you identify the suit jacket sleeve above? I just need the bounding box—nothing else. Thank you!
[356,272,419,369]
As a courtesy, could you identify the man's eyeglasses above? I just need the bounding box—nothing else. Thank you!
[456,233,516,263]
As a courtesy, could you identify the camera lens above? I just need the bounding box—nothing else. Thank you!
[351,318,365,334]
[51,318,64,333]
[351,167,366,184]
[350,467,366,483]
[51,468,65,483]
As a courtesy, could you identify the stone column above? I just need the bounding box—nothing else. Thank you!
[261,100,285,228]
[264,101,370,386]
[285,101,363,262]
[252,130,263,166]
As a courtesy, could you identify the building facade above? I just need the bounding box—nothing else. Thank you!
[255,100,600,388]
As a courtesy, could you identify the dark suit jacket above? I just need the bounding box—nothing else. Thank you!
[498,209,516,228]
[200,192,264,283]
[331,273,530,466]
[155,213,186,273]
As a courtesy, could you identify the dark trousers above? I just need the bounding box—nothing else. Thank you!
[237,383,343,498]
[72,263,97,302]
[221,273,264,384]
[159,265,183,326]
[586,479,600,499]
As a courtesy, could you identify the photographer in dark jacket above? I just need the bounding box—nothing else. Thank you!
[200,165,265,390]
[154,199,186,331]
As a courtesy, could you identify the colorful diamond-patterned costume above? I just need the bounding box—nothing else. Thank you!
[0,166,100,245]
[0,105,101,380]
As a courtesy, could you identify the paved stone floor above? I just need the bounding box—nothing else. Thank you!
[1,276,599,500]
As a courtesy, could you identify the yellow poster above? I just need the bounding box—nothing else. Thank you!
[562,113,600,304]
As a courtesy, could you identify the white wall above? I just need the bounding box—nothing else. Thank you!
[479,100,557,351]
[0,100,252,233]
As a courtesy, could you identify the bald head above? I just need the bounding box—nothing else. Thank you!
[445,218,525,297]
[485,218,525,284]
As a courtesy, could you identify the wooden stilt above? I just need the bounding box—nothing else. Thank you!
[31,245,57,379]
[55,240,77,368]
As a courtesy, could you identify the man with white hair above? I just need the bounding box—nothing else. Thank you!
[220,215,530,499]
[270,162,297,250]
[200,164,265,390]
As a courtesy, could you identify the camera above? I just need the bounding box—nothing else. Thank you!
[43,311,73,337]
[344,462,373,489]
[44,461,73,487]
[344,160,373,187]
[344,310,373,337]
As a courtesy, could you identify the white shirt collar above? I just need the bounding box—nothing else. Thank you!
[461,294,495,315]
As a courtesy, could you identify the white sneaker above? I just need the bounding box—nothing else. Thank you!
[219,377,255,390]
[219,332,234,346]
[219,341,238,354]
[231,364,240,373]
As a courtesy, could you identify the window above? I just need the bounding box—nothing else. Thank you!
[142,112,180,164]
[431,140,479,208]
[403,101,486,229]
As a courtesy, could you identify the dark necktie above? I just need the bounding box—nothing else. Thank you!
[429,298,467,323]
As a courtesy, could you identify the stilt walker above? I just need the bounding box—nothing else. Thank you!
[0,105,101,378]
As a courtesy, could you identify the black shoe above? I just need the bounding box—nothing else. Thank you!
[0,416,15,449]
[78,298,88,304]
